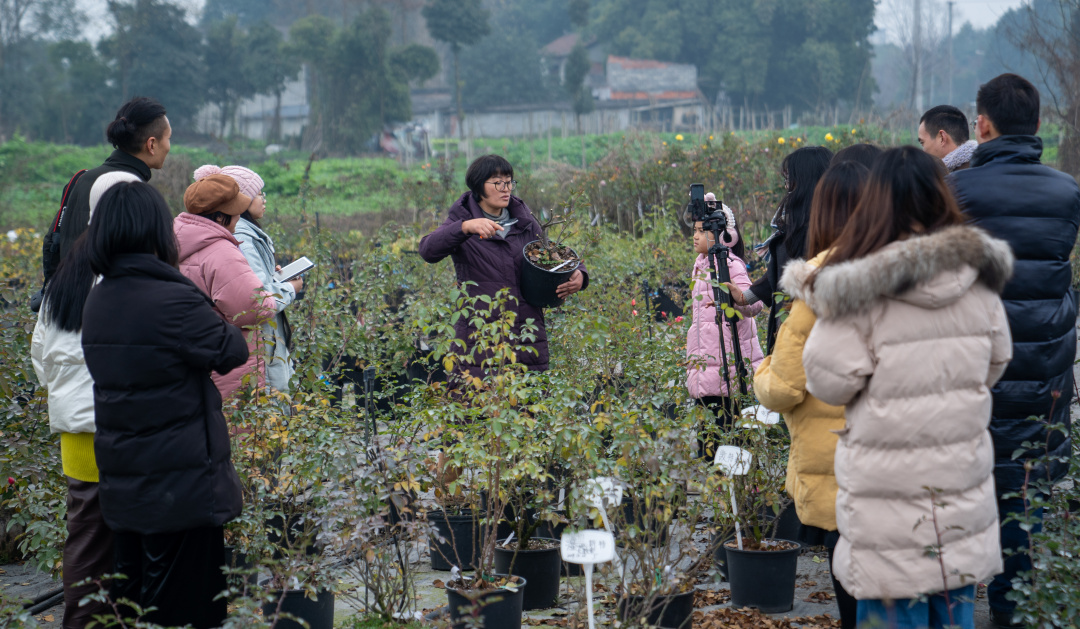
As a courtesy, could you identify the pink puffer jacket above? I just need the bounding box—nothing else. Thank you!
[686,253,765,398]
[174,212,275,401]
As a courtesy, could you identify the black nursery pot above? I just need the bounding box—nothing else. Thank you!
[711,532,735,581]
[260,586,335,629]
[427,510,481,571]
[222,545,258,590]
[725,539,803,613]
[521,240,580,309]
[494,538,561,610]
[617,588,695,629]
[447,576,527,629]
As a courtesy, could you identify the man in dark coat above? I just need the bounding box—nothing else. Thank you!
[41,97,171,286]
[949,73,1080,629]
[418,154,589,380]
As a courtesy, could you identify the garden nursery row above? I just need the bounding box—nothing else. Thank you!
[1,110,1079,629]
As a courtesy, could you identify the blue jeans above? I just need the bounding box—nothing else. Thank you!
[857,585,975,629]
[988,496,1044,615]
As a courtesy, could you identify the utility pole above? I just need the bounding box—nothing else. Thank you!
[914,0,924,112]
[947,1,955,105]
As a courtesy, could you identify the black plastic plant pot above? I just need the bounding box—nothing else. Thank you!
[619,494,672,546]
[493,538,561,610]
[711,532,735,581]
[521,240,580,309]
[222,545,258,591]
[725,539,803,613]
[427,510,481,571]
[617,588,695,629]
[260,587,335,629]
[446,576,527,629]
[534,515,582,577]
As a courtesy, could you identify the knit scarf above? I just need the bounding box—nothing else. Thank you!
[943,140,978,172]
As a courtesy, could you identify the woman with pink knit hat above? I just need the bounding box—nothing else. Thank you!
[175,174,276,400]
[194,165,301,393]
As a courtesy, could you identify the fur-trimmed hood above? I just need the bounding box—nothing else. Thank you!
[781,225,1014,319]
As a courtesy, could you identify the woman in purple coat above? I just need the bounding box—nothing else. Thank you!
[418,155,588,379]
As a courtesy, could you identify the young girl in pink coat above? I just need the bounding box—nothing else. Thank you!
[686,196,765,454]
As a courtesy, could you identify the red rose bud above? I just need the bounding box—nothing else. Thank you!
[6,477,13,485]
[631,299,636,306]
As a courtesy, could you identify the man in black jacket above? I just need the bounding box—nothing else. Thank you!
[41,97,171,286]
[950,73,1080,628]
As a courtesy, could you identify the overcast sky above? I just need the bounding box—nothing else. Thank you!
[75,0,1030,44]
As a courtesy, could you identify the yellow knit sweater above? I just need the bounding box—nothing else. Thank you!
[61,432,98,483]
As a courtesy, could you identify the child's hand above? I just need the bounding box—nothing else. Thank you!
[724,283,747,306]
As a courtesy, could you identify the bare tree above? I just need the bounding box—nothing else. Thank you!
[1004,0,1080,178]
[880,0,951,111]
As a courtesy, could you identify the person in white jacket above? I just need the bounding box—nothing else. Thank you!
[31,170,138,628]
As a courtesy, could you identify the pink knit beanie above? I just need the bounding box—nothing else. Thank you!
[193,164,264,199]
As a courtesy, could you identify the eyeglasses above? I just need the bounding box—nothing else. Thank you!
[486,180,517,192]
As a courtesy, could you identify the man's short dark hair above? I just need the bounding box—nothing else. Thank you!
[976,73,1040,136]
[920,105,969,144]
[465,154,514,200]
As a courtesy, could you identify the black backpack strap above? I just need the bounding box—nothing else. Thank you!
[40,169,89,293]
[53,169,88,234]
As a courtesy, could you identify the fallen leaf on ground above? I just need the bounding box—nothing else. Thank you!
[693,607,841,628]
[694,588,732,607]
[432,579,445,589]
[805,591,835,603]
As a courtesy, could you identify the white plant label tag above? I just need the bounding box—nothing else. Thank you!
[581,477,623,509]
[714,445,753,476]
[561,530,616,564]
[742,404,781,426]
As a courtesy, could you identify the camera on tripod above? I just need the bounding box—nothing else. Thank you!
[684,183,732,246]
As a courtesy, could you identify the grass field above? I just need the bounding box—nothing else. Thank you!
[1,124,1066,231]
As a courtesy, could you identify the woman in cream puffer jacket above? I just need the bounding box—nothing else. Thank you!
[798,147,1012,627]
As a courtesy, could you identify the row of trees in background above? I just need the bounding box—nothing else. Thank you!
[0,0,439,148]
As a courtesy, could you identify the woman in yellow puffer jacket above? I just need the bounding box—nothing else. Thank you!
[747,161,869,629]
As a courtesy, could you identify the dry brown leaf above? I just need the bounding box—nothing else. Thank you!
[804,591,835,603]
[432,579,445,589]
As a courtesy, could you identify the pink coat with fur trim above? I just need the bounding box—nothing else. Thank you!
[174,212,275,400]
[686,253,765,398]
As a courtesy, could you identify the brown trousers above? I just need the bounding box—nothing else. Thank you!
[64,477,114,629]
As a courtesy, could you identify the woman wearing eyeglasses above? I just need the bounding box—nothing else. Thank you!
[419,154,589,381]
[194,165,302,394]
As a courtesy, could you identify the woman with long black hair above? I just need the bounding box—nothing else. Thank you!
[32,171,138,628]
[81,181,248,628]
[727,146,832,353]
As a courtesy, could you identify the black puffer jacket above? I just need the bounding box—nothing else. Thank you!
[949,135,1080,493]
[42,150,151,284]
[82,253,248,534]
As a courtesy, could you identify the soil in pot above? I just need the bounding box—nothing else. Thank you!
[260,586,335,629]
[617,586,695,629]
[494,537,561,610]
[724,538,803,613]
[427,510,481,571]
[521,240,580,308]
[446,575,527,629]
